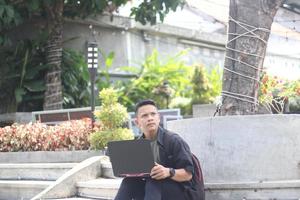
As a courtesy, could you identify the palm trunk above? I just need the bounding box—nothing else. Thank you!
[43,1,64,110]
[221,0,284,115]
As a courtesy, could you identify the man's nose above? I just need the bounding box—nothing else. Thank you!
[147,115,154,121]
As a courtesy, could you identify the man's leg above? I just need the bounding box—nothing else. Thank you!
[114,178,145,200]
[161,179,185,200]
[144,178,162,200]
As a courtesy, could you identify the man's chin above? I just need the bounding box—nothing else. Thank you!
[147,126,158,133]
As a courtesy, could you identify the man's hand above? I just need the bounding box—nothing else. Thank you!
[150,162,170,180]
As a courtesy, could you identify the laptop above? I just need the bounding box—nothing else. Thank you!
[107,139,155,177]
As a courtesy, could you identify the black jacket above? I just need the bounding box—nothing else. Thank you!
[140,127,194,188]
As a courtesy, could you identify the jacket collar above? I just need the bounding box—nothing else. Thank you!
[139,126,165,147]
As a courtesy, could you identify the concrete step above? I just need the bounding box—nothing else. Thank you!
[206,180,300,199]
[0,180,54,200]
[76,178,122,200]
[0,163,77,181]
[51,198,101,200]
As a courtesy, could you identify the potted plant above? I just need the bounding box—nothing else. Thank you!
[89,88,134,150]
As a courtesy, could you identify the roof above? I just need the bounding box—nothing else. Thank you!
[283,0,300,14]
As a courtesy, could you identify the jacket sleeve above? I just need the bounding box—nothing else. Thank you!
[171,134,194,174]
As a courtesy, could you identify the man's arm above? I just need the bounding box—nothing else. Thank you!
[150,163,192,182]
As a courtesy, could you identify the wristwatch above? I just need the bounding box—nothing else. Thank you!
[169,168,175,178]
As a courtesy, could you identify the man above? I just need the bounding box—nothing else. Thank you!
[114,99,200,200]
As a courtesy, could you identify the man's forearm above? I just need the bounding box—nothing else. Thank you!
[170,168,192,182]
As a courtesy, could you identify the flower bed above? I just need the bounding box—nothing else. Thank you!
[0,118,93,152]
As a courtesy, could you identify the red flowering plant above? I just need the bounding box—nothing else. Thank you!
[259,72,300,113]
[0,119,93,152]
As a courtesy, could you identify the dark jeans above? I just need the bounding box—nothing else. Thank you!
[114,177,186,200]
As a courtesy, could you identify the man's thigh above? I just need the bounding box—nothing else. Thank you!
[115,177,145,200]
[161,179,185,200]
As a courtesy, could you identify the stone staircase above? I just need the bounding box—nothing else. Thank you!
[29,154,121,200]
[47,161,122,200]
[0,162,76,200]
[0,151,103,200]
[75,178,122,200]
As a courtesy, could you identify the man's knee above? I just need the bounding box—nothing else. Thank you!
[115,178,145,200]
[161,179,185,200]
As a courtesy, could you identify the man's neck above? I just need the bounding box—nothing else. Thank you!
[145,129,158,140]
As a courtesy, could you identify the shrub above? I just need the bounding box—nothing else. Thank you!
[259,73,300,113]
[191,65,222,105]
[118,49,193,111]
[0,119,93,152]
[89,88,134,150]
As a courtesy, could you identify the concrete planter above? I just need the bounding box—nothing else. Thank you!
[192,104,216,118]
[0,112,32,127]
[0,150,104,163]
[167,114,300,200]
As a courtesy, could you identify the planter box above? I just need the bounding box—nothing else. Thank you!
[0,150,104,163]
[168,114,300,200]
[193,104,216,118]
[0,112,32,127]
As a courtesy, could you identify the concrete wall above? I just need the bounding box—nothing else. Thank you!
[193,104,217,118]
[62,15,300,82]
[0,150,104,163]
[167,114,300,183]
[63,15,226,76]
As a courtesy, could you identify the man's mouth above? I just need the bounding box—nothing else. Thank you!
[147,123,155,127]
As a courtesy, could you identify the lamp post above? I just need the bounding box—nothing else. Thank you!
[153,81,172,108]
[87,42,98,125]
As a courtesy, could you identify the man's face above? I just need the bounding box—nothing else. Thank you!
[135,104,160,139]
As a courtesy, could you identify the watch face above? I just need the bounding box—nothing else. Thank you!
[169,168,175,177]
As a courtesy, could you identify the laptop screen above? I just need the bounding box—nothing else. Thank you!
[107,139,155,177]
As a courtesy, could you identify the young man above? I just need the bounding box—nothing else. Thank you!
[114,99,198,200]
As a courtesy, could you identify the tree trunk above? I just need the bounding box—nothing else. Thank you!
[221,0,284,115]
[43,1,64,110]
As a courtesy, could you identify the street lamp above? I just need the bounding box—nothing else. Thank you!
[152,81,172,108]
[87,42,98,125]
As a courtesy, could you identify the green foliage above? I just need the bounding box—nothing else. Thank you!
[118,49,193,111]
[1,0,185,112]
[0,44,92,112]
[208,65,222,98]
[61,49,90,108]
[89,88,134,149]
[259,73,300,113]
[191,65,222,105]
[289,95,300,112]
[89,128,133,150]
[95,51,116,95]
[0,0,22,46]
[0,38,47,112]
[96,88,128,129]
[169,97,192,116]
[1,0,184,46]
[191,65,211,104]
[131,0,185,25]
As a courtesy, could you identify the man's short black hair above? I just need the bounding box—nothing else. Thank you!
[135,99,157,114]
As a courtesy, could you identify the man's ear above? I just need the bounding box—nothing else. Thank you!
[134,118,139,127]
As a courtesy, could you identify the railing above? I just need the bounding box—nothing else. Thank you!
[32,107,97,125]
[127,108,182,136]
[32,107,183,135]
